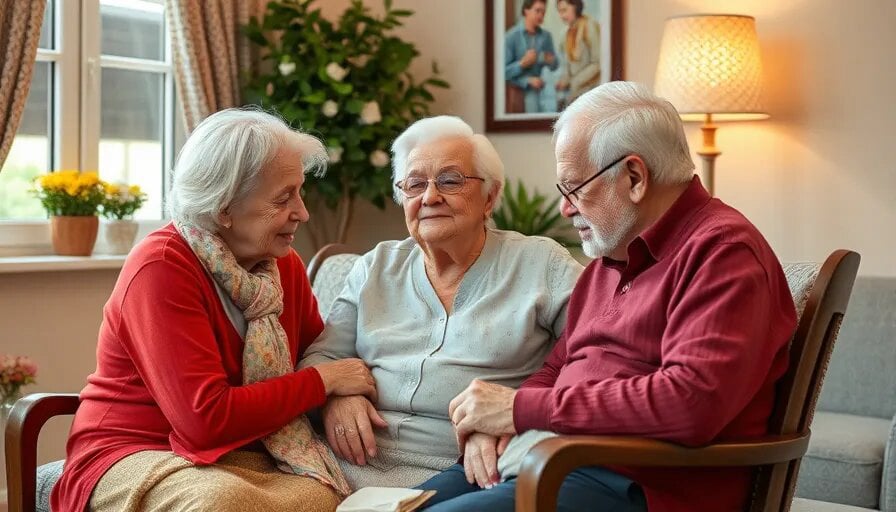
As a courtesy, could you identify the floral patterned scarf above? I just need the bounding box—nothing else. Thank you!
[175,221,351,497]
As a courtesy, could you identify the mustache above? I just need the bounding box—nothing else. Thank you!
[572,216,591,229]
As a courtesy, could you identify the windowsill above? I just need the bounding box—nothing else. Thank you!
[0,254,127,274]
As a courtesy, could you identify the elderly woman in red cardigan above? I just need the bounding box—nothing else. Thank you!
[52,108,373,512]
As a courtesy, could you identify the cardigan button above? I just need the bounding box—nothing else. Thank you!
[621,281,632,293]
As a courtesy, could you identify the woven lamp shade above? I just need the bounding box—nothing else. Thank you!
[655,14,768,122]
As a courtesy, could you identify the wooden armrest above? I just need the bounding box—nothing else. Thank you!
[515,432,810,512]
[5,393,80,512]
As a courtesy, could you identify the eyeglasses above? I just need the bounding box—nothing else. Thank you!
[555,154,628,205]
[395,170,485,198]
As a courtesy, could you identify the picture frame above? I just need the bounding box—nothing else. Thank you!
[485,0,623,132]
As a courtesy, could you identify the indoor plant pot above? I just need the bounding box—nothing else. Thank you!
[103,219,139,254]
[51,215,99,256]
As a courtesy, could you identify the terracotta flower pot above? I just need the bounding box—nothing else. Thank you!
[103,219,139,254]
[51,215,99,256]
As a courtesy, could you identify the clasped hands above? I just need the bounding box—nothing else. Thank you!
[320,366,518,490]
[449,379,518,488]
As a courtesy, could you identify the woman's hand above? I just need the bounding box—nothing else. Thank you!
[323,395,388,466]
[463,433,508,488]
[555,79,570,91]
[314,358,377,402]
[520,49,537,68]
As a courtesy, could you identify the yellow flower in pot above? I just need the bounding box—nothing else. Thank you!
[32,170,105,256]
[100,182,147,254]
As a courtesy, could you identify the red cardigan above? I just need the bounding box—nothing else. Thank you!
[52,224,326,512]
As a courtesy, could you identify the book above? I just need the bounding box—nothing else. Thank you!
[336,487,437,512]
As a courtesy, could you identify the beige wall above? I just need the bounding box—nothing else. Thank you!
[0,270,118,499]
[1,0,894,501]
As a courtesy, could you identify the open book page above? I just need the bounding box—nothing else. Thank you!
[336,487,437,512]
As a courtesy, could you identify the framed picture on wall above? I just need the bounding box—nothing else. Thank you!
[485,0,623,132]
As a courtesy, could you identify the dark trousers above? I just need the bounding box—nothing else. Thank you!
[416,464,647,512]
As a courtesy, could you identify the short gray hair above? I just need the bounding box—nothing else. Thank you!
[554,81,695,184]
[390,116,505,207]
[167,107,326,230]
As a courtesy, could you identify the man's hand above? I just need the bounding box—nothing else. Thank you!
[527,77,544,90]
[322,395,388,466]
[449,379,517,439]
[520,49,537,68]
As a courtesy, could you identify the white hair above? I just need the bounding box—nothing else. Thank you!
[554,81,695,184]
[390,116,505,207]
[167,107,326,230]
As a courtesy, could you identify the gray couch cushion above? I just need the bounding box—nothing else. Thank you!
[36,459,64,512]
[311,253,360,319]
[884,414,896,512]
[817,276,896,420]
[797,411,890,509]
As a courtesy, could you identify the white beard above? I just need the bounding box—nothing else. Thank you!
[573,201,638,259]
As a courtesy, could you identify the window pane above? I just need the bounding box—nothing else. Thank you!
[0,63,52,220]
[100,68,164,219]
[100,0,165,61]
[38,0,54,50]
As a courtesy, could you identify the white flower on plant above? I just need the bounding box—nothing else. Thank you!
[278,61,296,76]
[325,62,349,82]
[327,146,344,164]
[322,100,339,118]
[265,82,274,96]
[348,55,370,68]
[369,149,390,168]
[359,101,382,125]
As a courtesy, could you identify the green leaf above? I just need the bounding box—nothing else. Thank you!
[331,82,353,95]
[302,90,327,104]
[345,98,365,114]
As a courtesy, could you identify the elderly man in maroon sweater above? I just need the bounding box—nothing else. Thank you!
[418,81,797,511]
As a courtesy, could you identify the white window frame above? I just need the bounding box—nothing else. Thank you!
[0,0,174,257]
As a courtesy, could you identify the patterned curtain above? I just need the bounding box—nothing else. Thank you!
[165,0,265,132]
[0,0,47,170]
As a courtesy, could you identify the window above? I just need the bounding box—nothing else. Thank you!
[0,0,181,230]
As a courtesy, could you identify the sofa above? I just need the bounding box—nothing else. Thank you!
[793,276,896,511]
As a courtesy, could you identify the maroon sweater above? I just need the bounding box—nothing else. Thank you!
[514,178,797,511]
[52,224,326,512]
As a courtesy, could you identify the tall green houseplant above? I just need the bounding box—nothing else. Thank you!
[243,0,448,249]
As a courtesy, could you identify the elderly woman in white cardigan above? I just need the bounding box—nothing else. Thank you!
[300,116,583,490]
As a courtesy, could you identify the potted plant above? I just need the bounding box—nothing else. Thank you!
[33,170,105,256]
[100,182,147,254]
[492,179,579,247]
[243,0,449,249]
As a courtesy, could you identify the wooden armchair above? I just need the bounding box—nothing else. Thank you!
[515,249,861,512]
[4,244,360,512]
[5,393,79,512]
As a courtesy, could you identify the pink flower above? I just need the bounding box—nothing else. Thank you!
[1,354,37,399]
